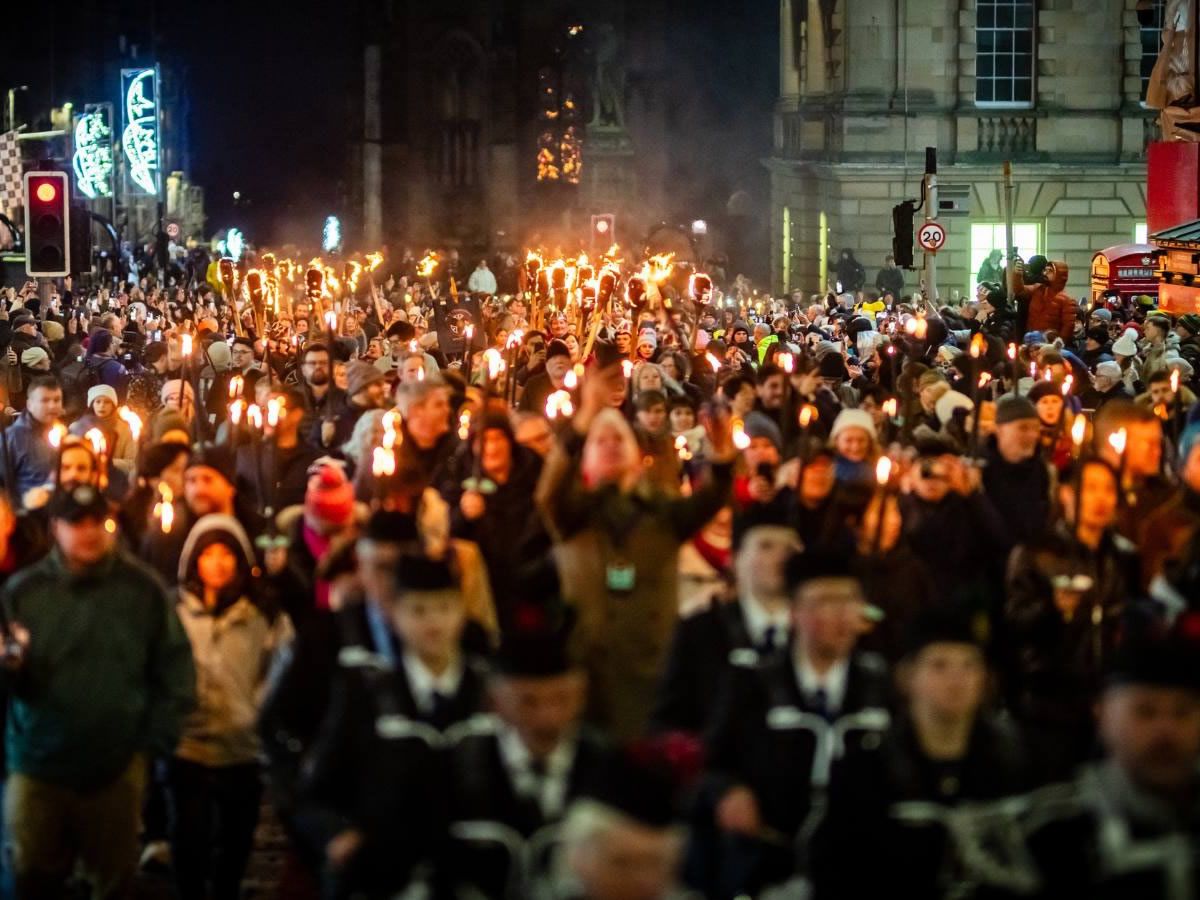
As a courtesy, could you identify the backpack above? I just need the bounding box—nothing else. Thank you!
[60,356,105,417]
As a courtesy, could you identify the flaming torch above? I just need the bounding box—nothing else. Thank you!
[870,456,894,556]
[482,348,505,395]
[84,428,108,485]
[118,406,143,445]
[626,275,647,313]
[1171,368,1183,441]
[218,256,242,334]
[731,418,751,451]
[48,422,67,483]
[154,483,175,534]
[417,251,440,296]
[545,390,575,420]
[1109,427,1128,499]
[245,269,266,336]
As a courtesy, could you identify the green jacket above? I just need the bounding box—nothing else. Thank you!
[1,547,196,789]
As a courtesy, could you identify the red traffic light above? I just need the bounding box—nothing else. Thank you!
[23,172,71,277]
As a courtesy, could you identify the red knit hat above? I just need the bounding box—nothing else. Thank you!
[304,462,354,528]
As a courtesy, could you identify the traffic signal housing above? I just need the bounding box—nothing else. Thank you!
[591,213,615,249]
[892,200,916,270]
[24,172,71,277]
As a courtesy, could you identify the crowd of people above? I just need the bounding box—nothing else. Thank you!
[0,244,1196,900]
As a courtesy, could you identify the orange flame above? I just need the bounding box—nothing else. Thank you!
[154,483,174,534]
[118,406,143,443]
[731,418,751,450]
[1071,415,1086,448]
[875,456,893,487]
[416,252,440,279]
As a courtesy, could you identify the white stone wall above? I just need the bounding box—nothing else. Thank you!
[771,0,1157,299]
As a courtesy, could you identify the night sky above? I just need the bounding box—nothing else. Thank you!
[4,1,775,253]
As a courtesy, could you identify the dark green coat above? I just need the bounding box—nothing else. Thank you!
[1,547,195,789]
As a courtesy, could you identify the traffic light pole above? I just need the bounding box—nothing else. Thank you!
[922,147,938,305]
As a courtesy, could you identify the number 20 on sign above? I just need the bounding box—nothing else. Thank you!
[918,222,946,253]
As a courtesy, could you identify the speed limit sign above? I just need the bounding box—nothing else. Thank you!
[917,221,946,253]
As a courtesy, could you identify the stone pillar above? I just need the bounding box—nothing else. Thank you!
[844,0,896,99]
[781,0,801,98]
[806,0,827,95]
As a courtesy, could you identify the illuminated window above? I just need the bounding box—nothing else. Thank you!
[819,211,829,290]
[969,221,1040,292]
[975,0,1035,107]
[1139,0,1166,104]
[1135,222,1149,244]
[782,207,792,290]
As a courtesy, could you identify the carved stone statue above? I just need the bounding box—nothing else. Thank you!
[1147,0,1200,139]
[590,24,625,129]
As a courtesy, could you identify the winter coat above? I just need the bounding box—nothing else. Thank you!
[174,515,292,767]
[443,443,547,632]
[537,430,732,739]
[899,489,1011,612]
[1004,524,1141,780]
[1020,263,1076,339]
[811,714,1030,900]
[699,649,892,894]
[68,411,137,474]
[1139,334,1180,379]
[855,543,940,663]
[2,411,58,502]
[980,436,1055,554]
[0,546,195,789]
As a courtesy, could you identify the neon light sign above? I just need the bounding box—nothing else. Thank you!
[121,67,161,195]
[323,216,342,253]
[73,107,114,199]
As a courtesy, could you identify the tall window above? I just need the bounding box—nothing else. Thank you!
[782,207,792,291]
[434,36,482,189]
[976,0,1035,107]
[1139,0,1166,103]
[1135,222,1149,244]
[969,222,1040,293]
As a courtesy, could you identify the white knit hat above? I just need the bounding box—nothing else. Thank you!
[1112,334,1138,357]
[935,390,975,426]
[87,384,118,408]
[830,408,877,441]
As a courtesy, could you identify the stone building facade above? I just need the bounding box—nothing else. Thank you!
[768,0,1162,301]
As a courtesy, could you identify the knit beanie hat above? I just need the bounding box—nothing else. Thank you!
[1179,314,1200,337]
[20,346,50,368]
[345,360,386,399]
[188,443,237,486]
[995,395,1039,424]
[637,329,658,349]
[87,384,118,409]
[830,408,877,441]
[742,411,783,451]
[304,461,355,529]
[1112,334,1139,357]
[140,441,190,480]
[935,390,975,426]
